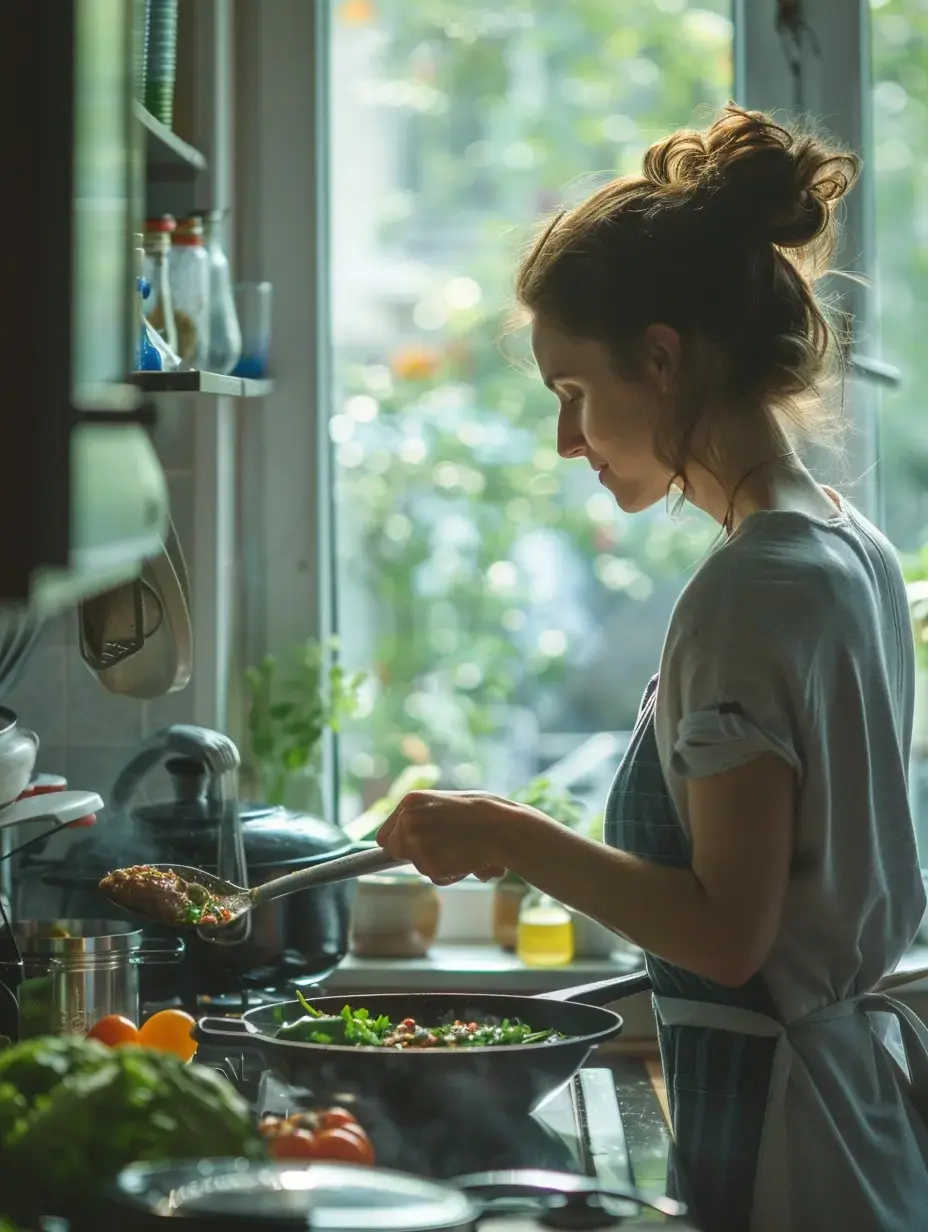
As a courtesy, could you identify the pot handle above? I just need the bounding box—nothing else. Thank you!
[454,1170,688,1222]
[134,936,185,965]
[192,1016,270,1059]
[535,969,652,1006]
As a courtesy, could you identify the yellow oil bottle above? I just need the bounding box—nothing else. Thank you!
[516,891,574,967]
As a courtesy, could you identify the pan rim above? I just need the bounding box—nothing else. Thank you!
[240,994,624,1055]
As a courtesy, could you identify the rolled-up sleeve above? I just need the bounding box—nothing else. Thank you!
[671,703,802,779]
[661,562,806,783]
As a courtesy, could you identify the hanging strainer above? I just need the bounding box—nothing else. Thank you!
[78,576,164,670]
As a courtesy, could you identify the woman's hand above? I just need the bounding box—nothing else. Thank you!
[376,790,530,885]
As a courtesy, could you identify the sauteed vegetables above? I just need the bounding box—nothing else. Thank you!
[276,991,564,1049]
[99,864,234,926]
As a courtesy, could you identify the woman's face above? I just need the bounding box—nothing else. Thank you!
[531,314,676,513]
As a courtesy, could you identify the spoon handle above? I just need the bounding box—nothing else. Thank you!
[252,847,408,907]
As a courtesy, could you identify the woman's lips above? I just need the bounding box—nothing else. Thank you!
[597,465,609,484]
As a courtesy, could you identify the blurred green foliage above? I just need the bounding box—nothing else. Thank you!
[330,0,928,814]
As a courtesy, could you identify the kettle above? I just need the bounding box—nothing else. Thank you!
[17,726,358,999]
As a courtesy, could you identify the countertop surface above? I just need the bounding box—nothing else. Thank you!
[324,944,644,993]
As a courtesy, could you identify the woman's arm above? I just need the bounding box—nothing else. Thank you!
[501,751,794,987]
[378,751,795,988]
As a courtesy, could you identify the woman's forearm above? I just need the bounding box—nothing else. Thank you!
[498,806,751,986]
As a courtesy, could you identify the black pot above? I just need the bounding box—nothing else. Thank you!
[17,758,357,999]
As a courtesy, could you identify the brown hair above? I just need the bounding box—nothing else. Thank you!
[515,104,860,485]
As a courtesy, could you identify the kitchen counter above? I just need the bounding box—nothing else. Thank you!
[325,944,642,993]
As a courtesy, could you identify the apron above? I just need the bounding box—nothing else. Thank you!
[604,675,928,1232]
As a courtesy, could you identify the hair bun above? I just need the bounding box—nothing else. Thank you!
[643,103,860,253]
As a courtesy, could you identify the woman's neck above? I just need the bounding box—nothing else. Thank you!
[682,414,838,530]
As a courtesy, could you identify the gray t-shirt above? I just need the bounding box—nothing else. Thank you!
[654,501,925,1019]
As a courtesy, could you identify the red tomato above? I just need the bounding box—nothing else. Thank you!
[313,1127,375,1166]
[319,1106,358,1131]
[267,1129,321,1161]
[86,1015,140,1047]
[139,1009,198,1061]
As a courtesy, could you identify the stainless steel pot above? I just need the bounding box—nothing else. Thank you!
[13,918,183,1037]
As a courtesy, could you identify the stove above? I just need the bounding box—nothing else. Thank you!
[146,989,680,1227]
[189,1029,640,1222]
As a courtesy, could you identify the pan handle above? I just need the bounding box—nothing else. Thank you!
[536,969,651,1006]
[454,1170,688,1222]
[193,1015,265,1048]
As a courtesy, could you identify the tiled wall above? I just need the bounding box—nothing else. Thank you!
[2,399,201,809]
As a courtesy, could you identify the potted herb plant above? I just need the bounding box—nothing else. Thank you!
[243,637,366,814]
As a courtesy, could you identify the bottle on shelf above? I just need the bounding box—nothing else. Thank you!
[143,215,178,355]
[196,208,242,376]
[516,889,574,968]
[169,217,211,369]
[133,233,163,372]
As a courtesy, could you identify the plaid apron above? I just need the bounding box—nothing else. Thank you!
[605,676,781,1231]
[604,676,928,1232]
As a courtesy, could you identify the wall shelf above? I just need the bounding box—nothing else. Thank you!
[130,370,273,398]
[135,101,207,178]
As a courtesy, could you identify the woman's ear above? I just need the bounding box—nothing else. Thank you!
[642,323,682,393]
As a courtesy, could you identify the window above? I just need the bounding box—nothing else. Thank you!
[872,0,928,554]
[871,0,928,852]
[328,0,731,821]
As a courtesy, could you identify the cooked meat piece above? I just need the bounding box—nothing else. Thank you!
[99,865,190,926]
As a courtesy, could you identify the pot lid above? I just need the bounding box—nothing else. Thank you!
[64,810,352,876]
[120,757,351,868]
[114,1160,477,1231]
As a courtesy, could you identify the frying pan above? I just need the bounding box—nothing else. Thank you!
[194,969,652,1117]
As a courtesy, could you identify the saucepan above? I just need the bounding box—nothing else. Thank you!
[194,969,653,1118]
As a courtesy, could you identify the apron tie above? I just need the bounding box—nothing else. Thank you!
[654,967,928,1232]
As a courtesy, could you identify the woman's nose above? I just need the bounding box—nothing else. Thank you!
[557,402,586,459]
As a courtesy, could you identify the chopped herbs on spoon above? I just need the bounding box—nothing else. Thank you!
[275,991,563,1049]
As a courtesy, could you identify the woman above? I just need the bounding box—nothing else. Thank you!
[376,106,928,1230]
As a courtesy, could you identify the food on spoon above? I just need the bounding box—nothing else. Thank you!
[276,991,564,1049]
[138,1008,198,1061]
[86,1014,140,1048]
[99,864,234,926]
[260,1104,375,1165]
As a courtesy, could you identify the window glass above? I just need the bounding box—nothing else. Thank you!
[329,0,732,818]
[871,1,928,856]
[872,0,928,554]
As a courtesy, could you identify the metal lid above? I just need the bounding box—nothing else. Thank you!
[13,919,142,955]
[115,1160,477,1231]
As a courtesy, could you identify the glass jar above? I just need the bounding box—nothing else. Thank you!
[199,210,242,375]
[169,217,211,368]
[516,890,574,968]
[143,215,178,355]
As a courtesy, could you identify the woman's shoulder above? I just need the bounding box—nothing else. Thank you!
[669,503,900,648]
